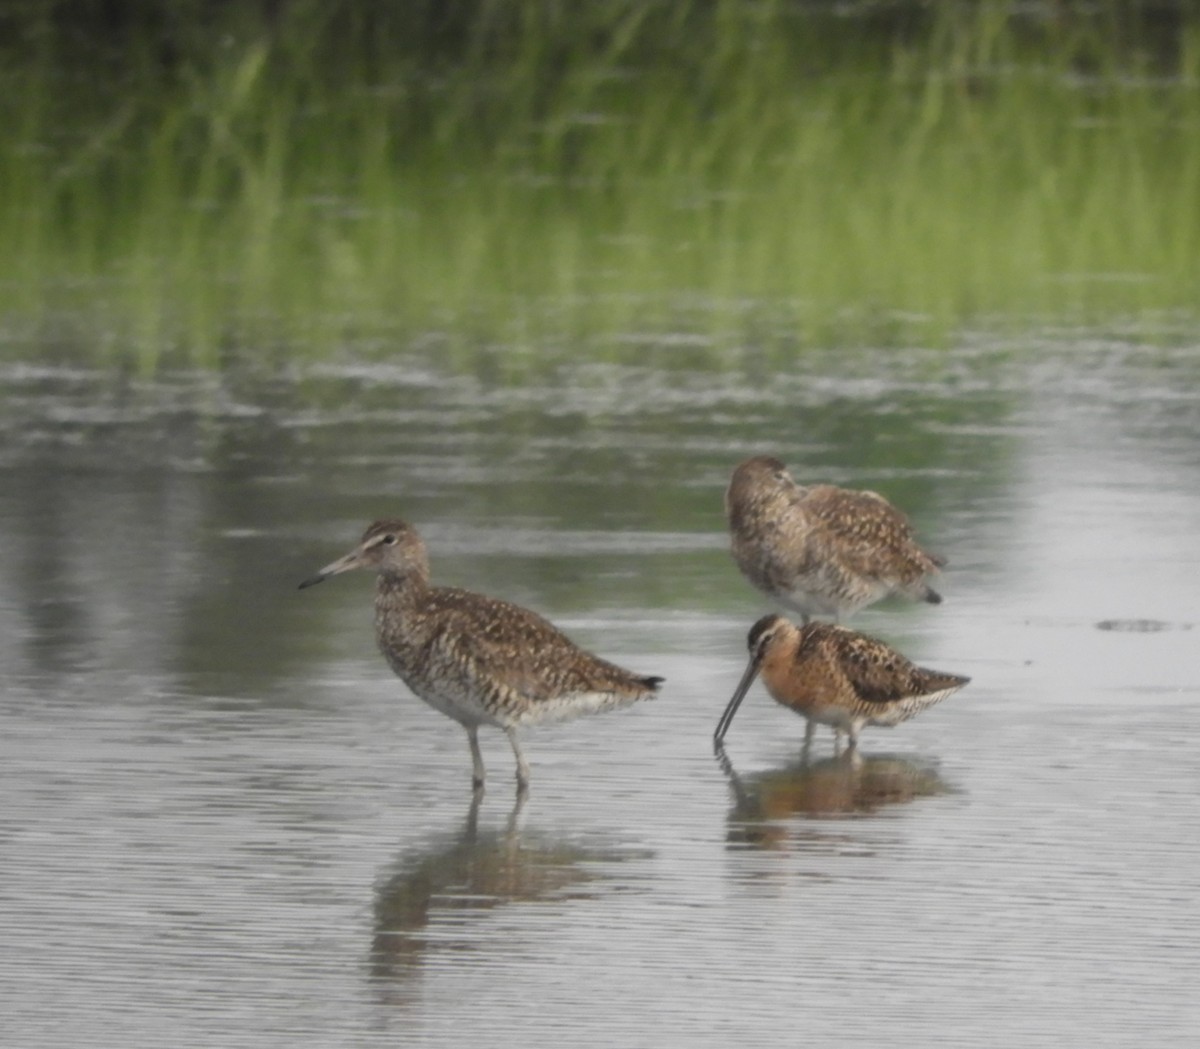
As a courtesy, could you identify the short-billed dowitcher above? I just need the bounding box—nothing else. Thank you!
[726,455,944,622]
[714,614,969,751]
[299,519,662,791]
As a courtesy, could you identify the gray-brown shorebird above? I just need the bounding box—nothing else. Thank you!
[715,614,969,751]
[299,519,662,791]
[725,455,944,622]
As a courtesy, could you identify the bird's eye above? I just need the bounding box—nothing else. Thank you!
[382,534,397,545]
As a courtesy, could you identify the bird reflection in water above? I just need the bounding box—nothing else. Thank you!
[370,792,647,995]
[715,744,952,852]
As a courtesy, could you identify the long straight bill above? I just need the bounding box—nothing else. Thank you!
[714,656,763,744]
[298,547,369,590]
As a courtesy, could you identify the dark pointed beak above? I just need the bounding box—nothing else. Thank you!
[714,651,763,744]
[298,547,368,590]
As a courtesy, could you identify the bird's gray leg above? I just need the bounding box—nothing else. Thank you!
[846,722,860,752]
[505,727,531,790]
[506,787,528,832]
[802,719,817,756]
[467,726,486,790]
[464,789,483,836]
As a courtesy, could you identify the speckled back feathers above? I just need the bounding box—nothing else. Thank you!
[754,614,969,727]
[726,456,943,619]
[374,576,662,727]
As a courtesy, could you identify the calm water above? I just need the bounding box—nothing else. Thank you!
[2,335,1198,1047]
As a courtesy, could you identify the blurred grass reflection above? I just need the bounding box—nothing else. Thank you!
[1,3,1197,368]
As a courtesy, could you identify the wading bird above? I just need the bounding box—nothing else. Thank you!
[715,614,968,752]
[726,455,944,622]
[300,519,662,791]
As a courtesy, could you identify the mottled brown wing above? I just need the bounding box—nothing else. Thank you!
[818,626,944,706]
[802,486,939,577]
[427,588,643,704]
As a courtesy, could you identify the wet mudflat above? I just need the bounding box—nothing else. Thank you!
[1,336,1198,1047]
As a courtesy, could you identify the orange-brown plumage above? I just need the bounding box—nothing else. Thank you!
[726,455,944,621]
[715,614,968,751]
[300,518,662,790]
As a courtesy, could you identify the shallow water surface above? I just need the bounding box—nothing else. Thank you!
[1,337,1198,1047]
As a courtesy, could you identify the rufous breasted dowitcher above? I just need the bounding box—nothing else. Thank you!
[714,613,968,751]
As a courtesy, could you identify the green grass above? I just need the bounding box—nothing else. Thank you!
[1,2,1198,370]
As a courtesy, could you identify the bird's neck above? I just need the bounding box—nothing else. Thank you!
[373,567,434,674]
[376,563,431,608]
[731,489,794,539]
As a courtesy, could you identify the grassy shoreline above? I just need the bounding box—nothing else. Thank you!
[2,3,1198,369]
